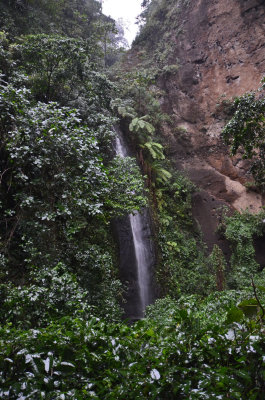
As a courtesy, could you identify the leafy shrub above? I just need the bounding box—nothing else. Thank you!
[222,210,265,288]
[222,80,265,190]
[0,40,146,322]
[1,291,265,399]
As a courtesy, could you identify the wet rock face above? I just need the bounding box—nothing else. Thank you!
[156,0,265,250]
[113,215,141,319]
[192,190,232,259]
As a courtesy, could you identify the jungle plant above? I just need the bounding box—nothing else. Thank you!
[129,115,155,141]
[0,69,146,319]
[2,288,265,399]
[11,34,103,103]
[221,209,265,288]
[222,78,265,190]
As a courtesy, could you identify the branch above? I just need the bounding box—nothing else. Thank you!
[0,168,11,185]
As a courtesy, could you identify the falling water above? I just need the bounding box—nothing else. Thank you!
[128,213,152,311]
[115,131,154,318]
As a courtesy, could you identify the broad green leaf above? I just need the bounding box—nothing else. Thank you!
[226,307,244,324]
[238,299,259,318]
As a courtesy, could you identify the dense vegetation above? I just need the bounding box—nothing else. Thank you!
[222,78,265,190]
[1,0,265,398]
[2,291,265,399]
[132,0,185,77]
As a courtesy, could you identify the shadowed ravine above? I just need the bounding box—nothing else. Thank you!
[114,129,155,320]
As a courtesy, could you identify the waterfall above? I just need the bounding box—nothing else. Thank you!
[128,213,152,311]
[114,131,154,319]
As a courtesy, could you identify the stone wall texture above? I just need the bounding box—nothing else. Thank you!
[134,0,265,253]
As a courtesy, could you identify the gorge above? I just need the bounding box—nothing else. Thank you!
[1,0,265,398]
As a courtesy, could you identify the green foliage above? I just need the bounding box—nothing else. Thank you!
[112,67,172,189]
[222,79,265,190]
[0,0,104,40]
[238,298,259,319]
[155,172,216,298]
[0,77,146,320]
[115,69,158,116]
[106,156,147,215]
[2,2,265,399]
[0,4,147,325]
[221,210,265,289]
[0,0,127,71]
[103,19,129,67]
[11,34,99,102]
[129,116,155,139]
[135,0,185,76]
[0,262,92,329]
[141,141,165,160]
[1,290,265,399]
[151,161,172,183]
[161,63,179,76]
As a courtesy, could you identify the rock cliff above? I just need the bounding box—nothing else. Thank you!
[127,0,265,253]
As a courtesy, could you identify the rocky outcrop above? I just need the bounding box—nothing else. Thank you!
[129,0,265,252]
[161,0,264,196]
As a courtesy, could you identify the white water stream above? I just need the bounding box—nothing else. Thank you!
[115,134,152,316]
